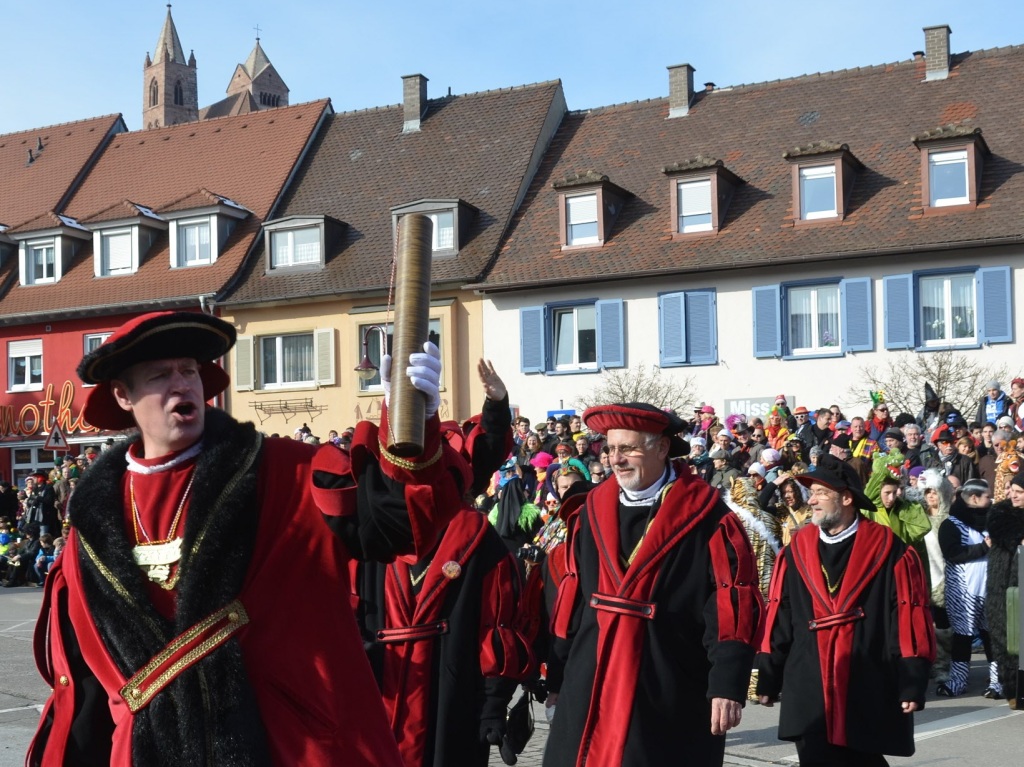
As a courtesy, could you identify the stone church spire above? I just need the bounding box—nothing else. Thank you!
[142,4,198,129]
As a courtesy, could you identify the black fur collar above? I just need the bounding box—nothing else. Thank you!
[69,407,271,766]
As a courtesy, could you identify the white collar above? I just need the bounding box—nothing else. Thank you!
[619,465,675,506]
[126,441,203,475]
[819,515,859,544]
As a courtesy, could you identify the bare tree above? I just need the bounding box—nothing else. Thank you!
[575,364,696,414]
[848,350,1010,419]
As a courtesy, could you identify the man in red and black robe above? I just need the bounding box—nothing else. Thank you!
[545,403,764,767]
[331,359,533,767]
[757,454,935,767]
[27,312,463,767]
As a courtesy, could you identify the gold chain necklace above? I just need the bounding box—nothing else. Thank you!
[410,563,430,588]
[821,564,842,595]
[129,469,196,588]
[131,470,196,545]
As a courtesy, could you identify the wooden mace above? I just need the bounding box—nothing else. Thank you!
[388,213,434,457]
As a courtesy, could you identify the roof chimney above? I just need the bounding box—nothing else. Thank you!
[667,63,695,118]
[923,25,951,81]
[704,82,716,93]
[402,74,428,133]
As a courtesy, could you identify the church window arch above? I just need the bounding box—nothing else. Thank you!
[149,79,159,107]
[174,81,184,106]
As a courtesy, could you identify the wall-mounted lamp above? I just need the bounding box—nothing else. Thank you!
[354,325,389,382]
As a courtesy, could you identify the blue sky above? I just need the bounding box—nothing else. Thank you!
[2,1,1022,135]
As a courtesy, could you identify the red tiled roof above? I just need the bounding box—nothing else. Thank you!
[223,81,563,305]
[0,100,330,322]
[0,114,124,230]
[476,46,1024,291]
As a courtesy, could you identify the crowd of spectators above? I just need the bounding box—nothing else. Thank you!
[0,447,101,587]
[489,378,1024,709]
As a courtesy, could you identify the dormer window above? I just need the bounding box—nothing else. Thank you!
[663,157,743,239]
[391,200,475,258]
[272,227,320,268]
[677,180,712,233]
[178,218,212,265]
[554,172,629,249]
[101,229,134,275]
[928,150,968,206]
[81,203,165,277]
[913,126,988,213]
[427,211,455,252]
[784,143,862,223]
[799,165,837,219]
[28,241,56,284]
[162,191,249,269]
[261,215,341,272]
[12,214,90,286]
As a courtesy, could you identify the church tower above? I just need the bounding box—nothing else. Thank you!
[142,5,198,130]
[225,36,290,110]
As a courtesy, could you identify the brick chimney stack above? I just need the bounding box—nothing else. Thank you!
[924,25,951,81]
[667,64,695,118]
[402,74,428,133]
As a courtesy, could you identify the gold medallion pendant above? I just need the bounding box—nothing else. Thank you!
[132,538,183,584]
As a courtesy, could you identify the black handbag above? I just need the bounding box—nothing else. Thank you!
[499,688,534,765]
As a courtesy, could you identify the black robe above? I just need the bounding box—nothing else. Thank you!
[545,466,762,767]
[355,509,531,767]
[756,519,934,758]
[985,499,1024,703]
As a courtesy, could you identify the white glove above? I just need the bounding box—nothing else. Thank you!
[407,341,442,418]
[381,354,393,405]
[544,704,556,723]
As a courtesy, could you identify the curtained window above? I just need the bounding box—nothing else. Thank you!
[920,273,975,345]
[261,334,314,387]
[787,285,840,353]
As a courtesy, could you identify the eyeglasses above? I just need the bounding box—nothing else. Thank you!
[876,406,888,412]
[605,443,650,457]
[592,470,605,477]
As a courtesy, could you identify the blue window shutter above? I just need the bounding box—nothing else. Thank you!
[840,277,873,352]
[978,266,1013,344]
[659,293,687,365]
[520,306,546,373]
[596,299,625,368]
[752,284,781,358]
[883,274,914,349]
[686,290,718,364]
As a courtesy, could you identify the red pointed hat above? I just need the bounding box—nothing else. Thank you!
[78,311,235,430]
[583,402,689,456]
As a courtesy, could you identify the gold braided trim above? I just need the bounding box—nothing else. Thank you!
[78,534,165,640]
[120,599,249,714]
[378,443,443,471]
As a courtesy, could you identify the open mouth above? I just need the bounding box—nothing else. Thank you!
[172,402,198,419]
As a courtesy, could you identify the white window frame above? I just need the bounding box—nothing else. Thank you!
[566,194,599,246]
[259,332,315,389]
[426,211,455,253]
[919,272,976,347]
[358,319,444,392]
[270,226,321,269]
[799,165,837,220]
[552,304,598,371]
[786,284,841,355]
[928,150,970,207]
[177,217,212,266]
[27,241,56,284]
[677,179,713,233]
[100,228,134,276]
[8,339,43,392]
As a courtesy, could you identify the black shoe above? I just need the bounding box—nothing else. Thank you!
[983,687,1004,700]
[936,682,962,697]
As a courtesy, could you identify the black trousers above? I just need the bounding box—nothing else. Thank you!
[796,738,889,767]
